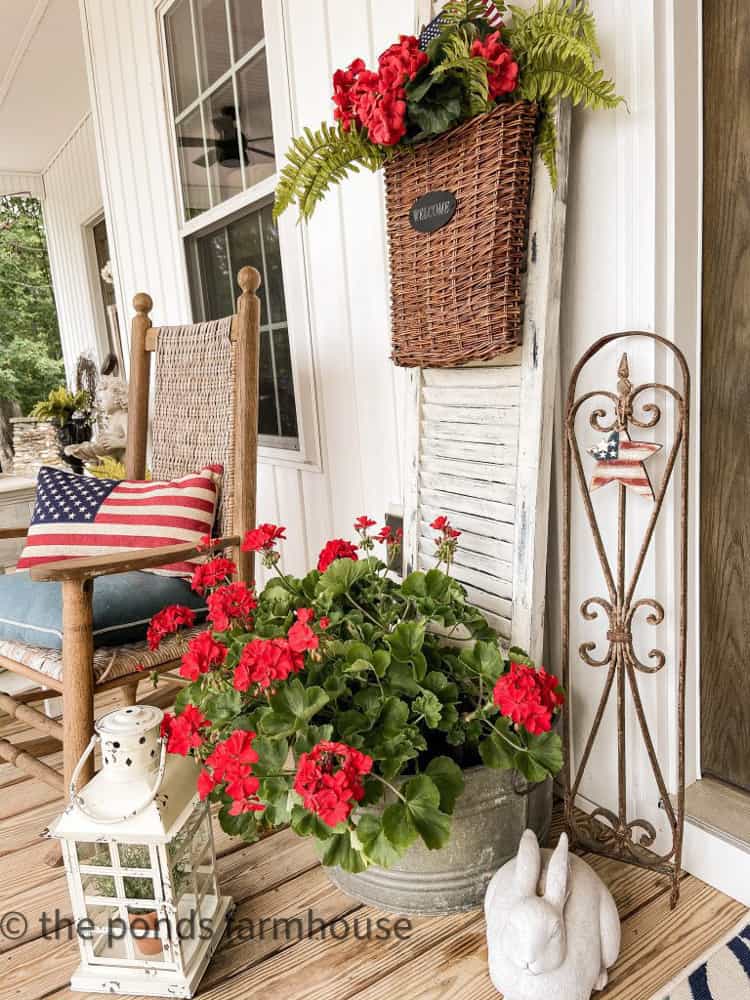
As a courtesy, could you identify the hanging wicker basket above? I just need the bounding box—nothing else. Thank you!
[384,101,538,368]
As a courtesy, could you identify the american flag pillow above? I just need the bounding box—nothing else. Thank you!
[17,465,223,578]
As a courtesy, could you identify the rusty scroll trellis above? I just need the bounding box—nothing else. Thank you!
[562,332,689,909]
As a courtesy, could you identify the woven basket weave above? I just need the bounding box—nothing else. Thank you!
[385,101,537,368]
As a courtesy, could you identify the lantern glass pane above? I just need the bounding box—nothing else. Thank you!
[118,843,152,870]
[123,874,158,908]
[82,872,116,898]
[76,841,112,867]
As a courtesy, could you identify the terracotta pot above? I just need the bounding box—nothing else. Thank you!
[327,765,552,916]
[127,909,162,956]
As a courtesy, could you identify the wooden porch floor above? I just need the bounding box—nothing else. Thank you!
[0,681,746,1000]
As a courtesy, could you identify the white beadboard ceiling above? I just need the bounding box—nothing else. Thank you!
[0,0,89,175]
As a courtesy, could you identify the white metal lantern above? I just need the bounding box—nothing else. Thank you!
[48,705,232,998]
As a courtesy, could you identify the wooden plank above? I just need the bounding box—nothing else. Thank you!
[419,488,514,525]
[418,541,513,594]
[423,366,521,388]
[401,369,423,575]
[422,403,519,426]
[420,438,517,467]
[419,471,516,505]
[422,419,518,446]
[421,385,521,408]
[421,456,518,486]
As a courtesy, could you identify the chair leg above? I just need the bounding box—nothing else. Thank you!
[61,578,95,794]
[118,678,140,708]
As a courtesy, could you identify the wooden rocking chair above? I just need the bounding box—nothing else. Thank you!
[0,267,261,798]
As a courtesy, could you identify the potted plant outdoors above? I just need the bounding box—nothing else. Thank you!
[149,516,565,915]
[86,844,190,956]
[30,386,93,474]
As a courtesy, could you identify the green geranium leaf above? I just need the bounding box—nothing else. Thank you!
[337,710,369,741]
[425,756,464,814]
[524,731,564,781]
[382,801,419,852]
[387,621,426,662]
[354,688,382,718]
[290,804,334,840]
[252,736,289,774]
[424,568,452,600]
[461,639,505,683]
[402,774,452,850]
[378,697,409,738]
[386,661,421,696]
[346,658,373,674]
[262,681,329,737]
[218,805,260,839]
[201,688,243,725]
[479,730,517,771]
[413,690,443,729]
[320,830,368,873]
[293,723,334,754]
[507,645,535,667]
[372,649,391,677]
[400,571,427,597]
[345,641,373,663]
[355,813,402,868]
[317,557,377,598]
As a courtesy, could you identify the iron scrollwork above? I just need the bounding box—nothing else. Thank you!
[562,333,690,909]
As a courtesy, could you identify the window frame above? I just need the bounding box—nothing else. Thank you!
[157,0,322,470]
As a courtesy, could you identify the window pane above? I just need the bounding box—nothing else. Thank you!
[195,0,231,89]
[258,331,278,436]
[229,0,264,59]
[196,230,233,317]
[260,204,286,323]
[206,81,244,205]
[176,107,212,218]
[236,51,275,187]
[273,328,298,438]
[165,0,198,113]
[226,209,261,284]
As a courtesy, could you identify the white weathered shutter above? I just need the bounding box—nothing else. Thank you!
[402,100,571,664]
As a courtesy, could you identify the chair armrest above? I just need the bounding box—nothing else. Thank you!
[0,527,28,540]
[29,535,241,583]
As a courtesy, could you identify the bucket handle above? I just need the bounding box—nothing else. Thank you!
[68,735,168,824]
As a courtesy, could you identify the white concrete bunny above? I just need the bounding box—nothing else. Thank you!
[484,829,621,1000]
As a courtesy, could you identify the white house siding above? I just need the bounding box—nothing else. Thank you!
[41,114,106,378]
[79,0,414,588]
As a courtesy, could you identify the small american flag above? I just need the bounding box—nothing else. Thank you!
[588,430,661,500]
[17,465,222,577]
[419,2,504,49]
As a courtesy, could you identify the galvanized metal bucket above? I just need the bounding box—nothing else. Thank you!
[327,765,552,915]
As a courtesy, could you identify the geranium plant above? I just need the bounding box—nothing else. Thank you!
[275,0,622,219]
[151,517,565,874]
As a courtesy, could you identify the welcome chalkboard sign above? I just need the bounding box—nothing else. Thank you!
[409,190,457,233]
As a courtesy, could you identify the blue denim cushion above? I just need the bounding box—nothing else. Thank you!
[0,570,207,650]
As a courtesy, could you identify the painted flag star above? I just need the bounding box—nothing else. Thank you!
[588,429,661,500]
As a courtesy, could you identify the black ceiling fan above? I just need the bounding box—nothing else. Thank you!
[177,106,273,168]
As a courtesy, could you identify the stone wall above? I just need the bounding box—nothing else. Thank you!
[10,419,65,479]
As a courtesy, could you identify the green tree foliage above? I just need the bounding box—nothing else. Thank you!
[0,196,65,414]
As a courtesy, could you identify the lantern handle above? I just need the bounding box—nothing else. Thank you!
[68,736,169,824]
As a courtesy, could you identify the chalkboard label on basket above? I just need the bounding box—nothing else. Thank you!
[409,191,457,233]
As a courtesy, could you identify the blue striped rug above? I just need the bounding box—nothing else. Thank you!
[656,916,750,999]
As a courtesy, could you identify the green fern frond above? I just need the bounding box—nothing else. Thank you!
[440,0,507,26]
[274,122,386,221]
[518,60,623,110]
[536,103,558,190]
[431,29,491,116]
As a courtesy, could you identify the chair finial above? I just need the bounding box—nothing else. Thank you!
[133,293,153,315]
[237,267,261,294]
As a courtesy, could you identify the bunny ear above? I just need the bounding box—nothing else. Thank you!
[515,829,541,897]
[544,832,570,909]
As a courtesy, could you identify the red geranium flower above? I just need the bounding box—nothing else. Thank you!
[354,515,376,531]
[233,637,304,691]
[160,704,210,755]
[190,556,236,595]
[492,663,565,736]
[241,523,287,553]
[319,616,331,630]
[202,730,265,814]
[206,581,257,632]
[179,630,228,681]
[317,538,359,572]
[470,30,519,99]
[332,57,366,131]
[147,604,196,651]
[293,740,373,827]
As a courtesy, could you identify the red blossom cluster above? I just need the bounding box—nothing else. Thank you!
[147,604,196,651]
[317,538,359,572]
[293,740,373,827]
[375,524,403,550]
[206,581,257,632]
[332,36,428,146]
[160,704,210,755]
[431,514,461,568]
[190,556,236,595]
[233,610,318,691]
[492,662,565,736]
[198,730,265,816]
[241,523,287,553]
[470,30,519,98]
[179,630,228,682]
